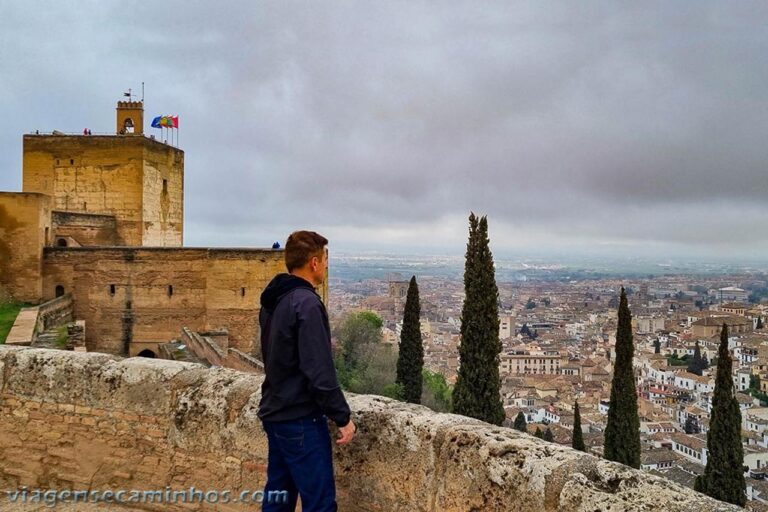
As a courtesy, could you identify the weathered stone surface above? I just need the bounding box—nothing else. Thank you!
[337,394,740,511]
[42,247,287,355]
[0,192,50,303]
[0,347,742,511]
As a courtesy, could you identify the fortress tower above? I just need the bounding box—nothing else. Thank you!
[21,101,183,247]
[0,99,298,357]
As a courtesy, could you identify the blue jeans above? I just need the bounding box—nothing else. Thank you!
[261,414,337,512]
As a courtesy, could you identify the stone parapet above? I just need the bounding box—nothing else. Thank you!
[0,346,740,511]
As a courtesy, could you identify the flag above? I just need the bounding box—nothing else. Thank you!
[151,115,179,128]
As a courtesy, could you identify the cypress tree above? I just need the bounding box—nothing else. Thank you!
[696,323,746,506]
[513,411,527,432]
[688,340,704,376]
[396,276,423,403]
[757,317,764,330]
[572,401,586,452]
[534,427,543,439]
[452,213,505,425]
[603,288,641,468]
[653,338,661,354]
[543,427,554,442]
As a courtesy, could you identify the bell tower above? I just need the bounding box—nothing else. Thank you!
[116,101,144,135]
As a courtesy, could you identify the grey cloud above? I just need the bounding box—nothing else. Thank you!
[1,2,768,257]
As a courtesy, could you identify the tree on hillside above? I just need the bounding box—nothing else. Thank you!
[572,401,586,452]
[603,288,641,468]
[334,311,397,396]
[758,317,764,330]
[396,276,423,403]
[534,427,543,439]
[543,428,554,442]
[688,340,705,376]
[695,323,746,506]
[336,311,383,369]
[421,369,453,412]
[653,338,661,354]
[452,213,505,425]
[513,412,527,433]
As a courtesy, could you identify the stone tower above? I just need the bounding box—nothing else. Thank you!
[116,101,144,135]
[21,101,184,247]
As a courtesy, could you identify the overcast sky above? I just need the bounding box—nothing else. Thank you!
[1,2,767,260]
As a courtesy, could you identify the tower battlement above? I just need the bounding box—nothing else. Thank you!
[116,100,144,135]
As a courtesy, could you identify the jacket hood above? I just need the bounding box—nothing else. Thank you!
[260,273,315,312]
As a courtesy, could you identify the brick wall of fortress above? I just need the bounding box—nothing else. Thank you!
[52,211,118,246]
[42,247,291,355]
[0,192,51,303]
[0,346,738,512]
[22,135,183,247]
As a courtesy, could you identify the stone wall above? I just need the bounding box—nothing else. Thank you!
[52,211,118,246]
[0,346,741,512]
[141,143,184,247]
[35,294,74,334]
[22,136,145,246]
[0,192,51,303]
[181,328,264,373]
[42,248,291,355]
[21,135,183,247]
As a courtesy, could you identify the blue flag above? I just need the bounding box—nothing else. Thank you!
[151,116,162,128]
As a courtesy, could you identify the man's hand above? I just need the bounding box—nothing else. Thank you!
[336,419,356,445]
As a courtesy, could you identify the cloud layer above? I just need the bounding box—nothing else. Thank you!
[1,2,767,258]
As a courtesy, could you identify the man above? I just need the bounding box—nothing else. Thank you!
[258,231,355,511]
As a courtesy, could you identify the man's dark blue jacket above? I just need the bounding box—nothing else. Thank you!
[257,273,351,427]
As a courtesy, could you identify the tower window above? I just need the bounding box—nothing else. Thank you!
[55,285,65,298]
[110,284,116,296]
[168,285,173,297]
[57,238,68,247]
[241,287,246,297]
[163,179,168,194]
[70,159,74,165]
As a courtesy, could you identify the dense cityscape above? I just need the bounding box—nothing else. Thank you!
[329,253,768,508]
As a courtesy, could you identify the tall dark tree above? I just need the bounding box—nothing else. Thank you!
[757,317,764,330]
[396,276,423,403]
[603,288,641,468]
[543,427,554,442]
[696,324,746,506]
[688,340,704,376]
[513,411,527,432]
[452,213,505,425]
[534,427,543,439]
[572,401,586,452]
[653,338,661,354]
